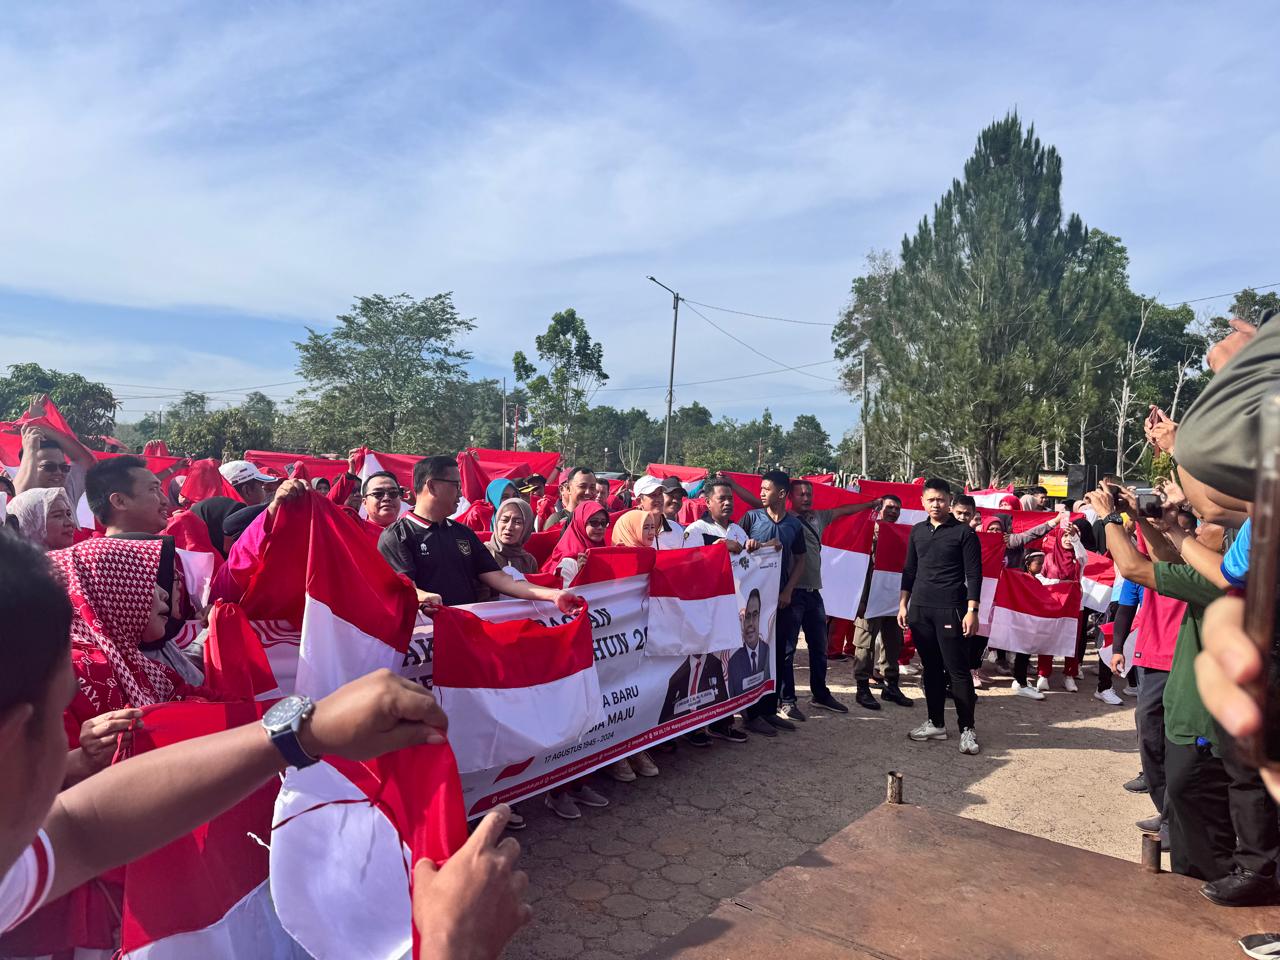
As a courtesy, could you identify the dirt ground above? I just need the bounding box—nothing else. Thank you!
[505,648,1156,960]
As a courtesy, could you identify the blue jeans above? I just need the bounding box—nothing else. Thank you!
[778,588,829,704]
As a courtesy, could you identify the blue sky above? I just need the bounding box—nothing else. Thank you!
[2,1,1278,445]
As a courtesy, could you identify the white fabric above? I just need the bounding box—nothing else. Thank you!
[682,517,747,547]
[272,764,414,960]
[656,519,685,550]
[296,596,405,700]
[435,669,602,772]
[646,594,740,657]
[988,606,1077,657]
[0,830,53,934]
[121,881,305,960]
[863,569,903,620]
[818,544,871,621]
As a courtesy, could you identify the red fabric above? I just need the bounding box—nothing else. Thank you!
[828,617,855,656]
[0,396,78,438]
[677,496,706,525]
[646,463,707,483]
[203,601,281,699]
[649,543,735,600]
[870,521,910,573]
[534,493,559,523]
[1130,588,1184,673]
[433,605,593,689]
[455,499,494,532]
[524,527,564,567]
[245,451,347,483]
[542,502,609,573]
[241,491,417,648]
[143,440,171,456]
[181,458,243,504]
[1042,526,1081,581]
[857,479,926,514]
[328,472,359,505]
[116,700,277,955]
[1038,654,1080,678]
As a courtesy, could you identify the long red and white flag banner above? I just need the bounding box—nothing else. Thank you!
[1081,551,1116,613]
[987,569,1083,657]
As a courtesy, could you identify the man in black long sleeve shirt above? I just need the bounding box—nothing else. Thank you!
[897,478,984,755]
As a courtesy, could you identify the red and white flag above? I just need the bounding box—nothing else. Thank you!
[854,479,927,524]
[819,510,875,621]
[975,531,1007,633]
[862,521,911,619]
[988,570,1082,657]
[1097,619,1137,670]
[118,701,303,960]
[431,605,601,772]
[645,544,740,656]
[1081,552,1116,613]
[164,509,223,609]
[968,484,1020,511]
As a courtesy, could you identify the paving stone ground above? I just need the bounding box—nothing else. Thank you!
[505,649,1155,959]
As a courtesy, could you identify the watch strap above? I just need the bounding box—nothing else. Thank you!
[269,726,318,769]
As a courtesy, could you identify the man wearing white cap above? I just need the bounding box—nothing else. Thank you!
[634,476,684,549]
[218,460,273,506]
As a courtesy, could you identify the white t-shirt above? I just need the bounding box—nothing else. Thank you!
[682,516,748,548]
[0,830,54,933]
[656,519,685,551]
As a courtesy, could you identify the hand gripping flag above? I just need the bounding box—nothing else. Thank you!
[987,569,1083,657]
[644,544,740,657]
[432,604,601,771]
[818,509,875,621]
[1081,552,1117,613]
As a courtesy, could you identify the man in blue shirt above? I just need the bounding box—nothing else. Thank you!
[739,470,807,735]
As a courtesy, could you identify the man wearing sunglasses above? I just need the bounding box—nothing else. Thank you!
[13,419,95,528]
[379,456,581,614]
[361,471,406,532]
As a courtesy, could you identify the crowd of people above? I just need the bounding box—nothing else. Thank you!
[1,307,1279,956]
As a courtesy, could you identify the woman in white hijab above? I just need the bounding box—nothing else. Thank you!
[6,487,77,550]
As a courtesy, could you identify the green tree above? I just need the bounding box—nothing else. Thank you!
[167,407,274,459]
[292,293,475,455]
[513,308,609,452]
[781,414,832,475]
[834,113,1126,486]
[241,391,278,430]
[0,363,118,446]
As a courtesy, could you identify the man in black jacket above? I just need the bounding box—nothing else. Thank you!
[898,478,983,756]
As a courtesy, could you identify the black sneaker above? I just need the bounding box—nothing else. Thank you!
[1201,868,1280,907]
[881,685,914,707]
[1123,772,1149,794]
[782,703,807,722]
[855,685,882,711]
[686,730,712,747]
[744,716,777,737]
[709,725,749,743]
[829,653,850,662]
[809,693,849,714]
[764,713,797,731]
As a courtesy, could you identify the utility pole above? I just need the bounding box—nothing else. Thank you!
[501,377,507,451]
[860,349,868,477]
[513,404,520,451]
[647,276,681,464]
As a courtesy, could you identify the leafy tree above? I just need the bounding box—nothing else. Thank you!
[293,293,475,455]
[167,407,273,459]
[513,308,609,452]
[781,414,832,475]
[0,363,118,446]
[241,391,278,429]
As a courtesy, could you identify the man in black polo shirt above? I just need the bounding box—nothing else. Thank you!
[380,455,581,613]
[897,478,983,755]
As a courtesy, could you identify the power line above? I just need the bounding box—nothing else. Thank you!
[681,297,837,327]
[596,358,838,393]
[1161,281,1280,307]
[681,302,840,383]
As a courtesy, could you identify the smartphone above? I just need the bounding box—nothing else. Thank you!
[1243,386,1280,765]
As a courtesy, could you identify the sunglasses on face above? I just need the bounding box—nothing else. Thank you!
[38,462,72,474]
[586,516,609,528]
[365,488,402,501]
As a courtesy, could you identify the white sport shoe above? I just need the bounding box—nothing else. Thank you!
[898,663,919,677]
[1035,676,1050,692]
[630,751,660,777]
[1121,685,1138,697]
[1015,683,1046,701]
[959,728,980,755]
[908,720,948,741]
[607,758,637,782]
[1094,688,1124,706]
[1063,677,1079,693]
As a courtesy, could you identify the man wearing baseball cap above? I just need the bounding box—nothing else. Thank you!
[218,460,274,506]
[635,476,684,549]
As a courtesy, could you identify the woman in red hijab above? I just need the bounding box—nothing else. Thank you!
[1035,519,1087,692]
[542,501,609,585]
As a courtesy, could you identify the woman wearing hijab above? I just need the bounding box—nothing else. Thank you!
[1033,519,1088,692]
[5,487,77,550]
[597,508,663,784]
[542,501,610,586]
[3,538,212,960]
[190,495,241,558]
[476,497,540,602]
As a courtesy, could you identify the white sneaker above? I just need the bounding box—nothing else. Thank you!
[607,758,637,782]
[908,720,948,741]
[1094,688,1124,706]
[1035,676,1050,692]
[1063,677,1078,693]
[898,663,919,677]
[959,728,980,755]
[1015,683,1046,701]
[1121,685,1138,697]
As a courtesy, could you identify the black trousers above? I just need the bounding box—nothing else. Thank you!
[909,605,976,730]
[1164,733,1280,880]
[1137,668,1168,817]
